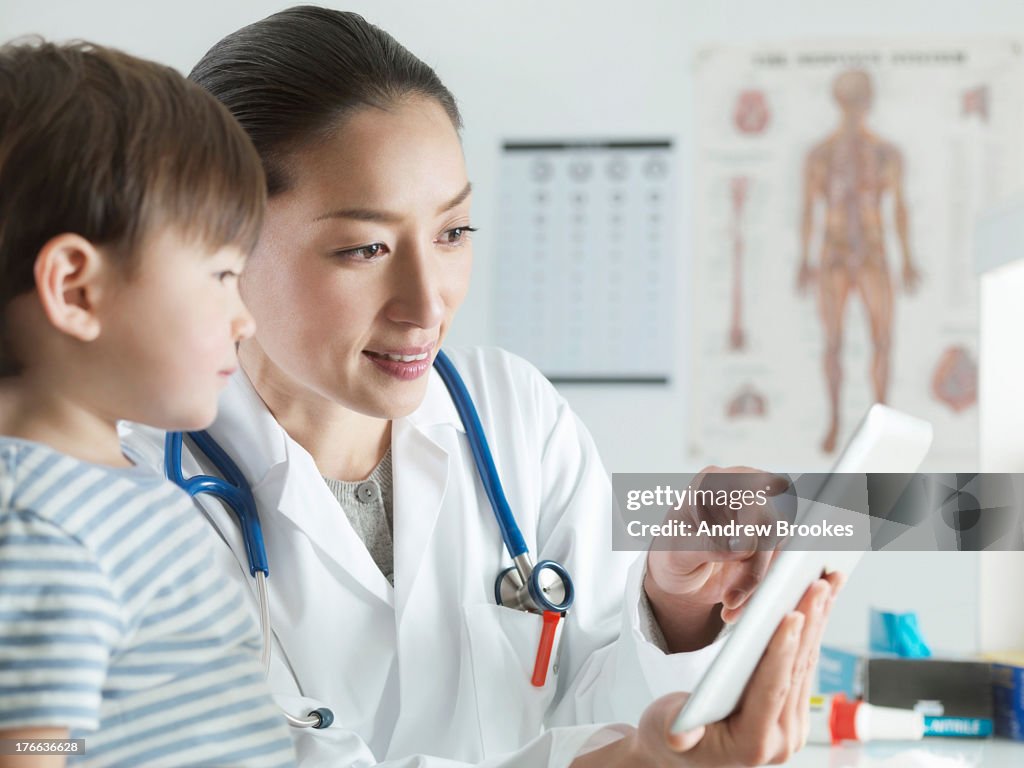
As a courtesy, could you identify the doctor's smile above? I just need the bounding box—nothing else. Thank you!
[364,343,436,380]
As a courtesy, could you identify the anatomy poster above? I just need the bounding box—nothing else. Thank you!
[691,42,1024,470]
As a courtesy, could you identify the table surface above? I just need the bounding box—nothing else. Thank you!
[785,738,1023,767]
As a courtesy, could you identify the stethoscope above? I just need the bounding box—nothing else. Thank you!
[164,349,574,729]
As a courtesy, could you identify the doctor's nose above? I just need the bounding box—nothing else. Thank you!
[387,245,446,329]
[232,300,257,343]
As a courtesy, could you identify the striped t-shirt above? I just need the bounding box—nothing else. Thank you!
[0,437,296,767]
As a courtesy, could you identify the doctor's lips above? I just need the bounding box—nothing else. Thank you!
[364,343,435,380]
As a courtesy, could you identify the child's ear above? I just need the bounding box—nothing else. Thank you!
[33,234,112,342]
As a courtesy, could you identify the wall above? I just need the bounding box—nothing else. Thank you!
[5,0,1022,653]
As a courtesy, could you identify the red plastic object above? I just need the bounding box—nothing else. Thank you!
[531,611,562,687]
[829,693,862,744]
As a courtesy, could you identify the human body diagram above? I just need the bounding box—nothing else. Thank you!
[797,70,921,453]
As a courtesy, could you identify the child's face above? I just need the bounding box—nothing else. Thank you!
[100,229,254,430]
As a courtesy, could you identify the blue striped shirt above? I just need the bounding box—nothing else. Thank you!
[0,437,296,767]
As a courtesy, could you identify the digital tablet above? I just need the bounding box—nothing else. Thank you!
[671,404,933,733]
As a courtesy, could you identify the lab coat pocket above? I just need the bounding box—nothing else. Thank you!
[462,603,563,754]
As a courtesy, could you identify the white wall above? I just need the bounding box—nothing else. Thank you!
[5,0,1021,653]
[976,202,1024,651]
[4,0,1022,473]
[979,257,1024,473]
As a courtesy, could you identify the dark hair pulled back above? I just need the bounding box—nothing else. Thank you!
[190,5,462,195]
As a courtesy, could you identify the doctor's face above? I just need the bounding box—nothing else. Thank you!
[240,96,473,419]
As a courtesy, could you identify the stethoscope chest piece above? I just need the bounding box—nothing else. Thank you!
[494,555,574,614]
[496,565,527,609]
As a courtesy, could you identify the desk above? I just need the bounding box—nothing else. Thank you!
[786,739,1023,767]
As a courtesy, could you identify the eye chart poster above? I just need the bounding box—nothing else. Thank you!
[691,41,1024,471]
[493,140,674,383]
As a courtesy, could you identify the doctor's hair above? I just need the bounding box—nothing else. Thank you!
[0,39,265,375]
[190,5,463,196]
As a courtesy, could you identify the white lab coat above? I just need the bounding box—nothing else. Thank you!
[121,347,724,768]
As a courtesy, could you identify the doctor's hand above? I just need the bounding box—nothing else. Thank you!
[572,574,843,768]
[644,466,791,653]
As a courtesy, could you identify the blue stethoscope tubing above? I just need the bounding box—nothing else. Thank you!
[165,431,318,725]
[165,429,267,576]
[164,350,574,727]
[431,351,574,615]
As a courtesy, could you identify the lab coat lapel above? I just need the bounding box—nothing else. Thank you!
[210,372,394,607]
[267,440,395,606]
[207,372,289,487]
[391,366,464,624]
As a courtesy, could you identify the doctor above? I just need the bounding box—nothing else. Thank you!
[123,6,840,767]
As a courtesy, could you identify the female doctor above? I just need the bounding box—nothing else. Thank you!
[123,6,840,767]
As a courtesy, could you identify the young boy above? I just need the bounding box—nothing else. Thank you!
[0,40,296,767]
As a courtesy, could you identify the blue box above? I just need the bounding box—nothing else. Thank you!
[819,646,863,698]
[990,659,1024,741]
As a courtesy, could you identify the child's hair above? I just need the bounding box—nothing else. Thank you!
[0,39,266,375]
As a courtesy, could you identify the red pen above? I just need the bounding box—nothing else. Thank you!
[531,611,562,687]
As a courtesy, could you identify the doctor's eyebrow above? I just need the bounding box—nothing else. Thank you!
[437,181,472,215]
[313,181,472,223]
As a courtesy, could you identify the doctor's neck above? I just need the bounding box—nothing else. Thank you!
[239,343,391,482]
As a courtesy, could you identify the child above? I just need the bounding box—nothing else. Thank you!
[0,40,295,767]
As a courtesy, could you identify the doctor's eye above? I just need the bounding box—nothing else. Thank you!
[333,242,389,261]
[214,270,241,283]
[438,226,478,247]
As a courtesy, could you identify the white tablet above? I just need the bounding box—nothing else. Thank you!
[671,404,933,733]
